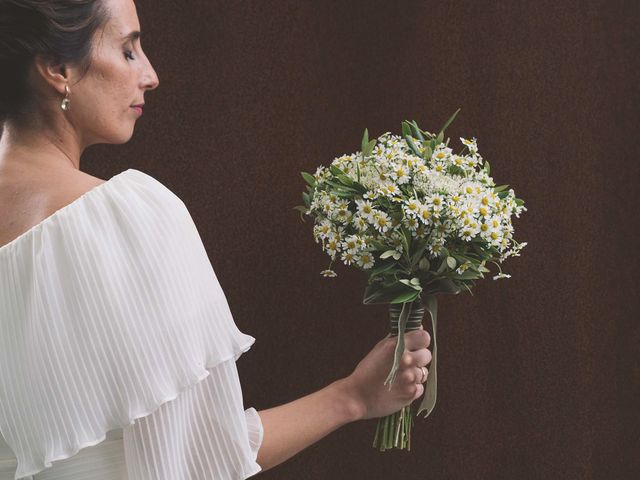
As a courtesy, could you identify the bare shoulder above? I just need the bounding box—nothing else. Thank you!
[0,166,108,247]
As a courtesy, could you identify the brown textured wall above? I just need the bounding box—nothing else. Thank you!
[83,1,638,478]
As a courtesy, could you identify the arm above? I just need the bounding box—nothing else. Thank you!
[254,328,431,473]
[255,378,361,472]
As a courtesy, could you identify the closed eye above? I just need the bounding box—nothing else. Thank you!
[124,50,135,61]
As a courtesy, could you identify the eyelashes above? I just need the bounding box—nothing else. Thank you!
[124,50,135,61]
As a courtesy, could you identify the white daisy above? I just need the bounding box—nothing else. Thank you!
[355,199,376,221]
[341,250,356,266]
[372,211,391,233]
[342,234,361,254]
[492,273,511,280]
[352,214,369,232]
[418,205,434,225]
[356,252,375,269]
[403,197,421,218]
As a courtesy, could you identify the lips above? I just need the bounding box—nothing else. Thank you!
[131,104,144,116]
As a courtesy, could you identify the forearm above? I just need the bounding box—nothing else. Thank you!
[255,378,361,472]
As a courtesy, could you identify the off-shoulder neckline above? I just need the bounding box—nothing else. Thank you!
[0,168,138,255]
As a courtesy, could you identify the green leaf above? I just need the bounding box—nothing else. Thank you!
[337,174,354,186]
[369,239,389,251]
[401,122,412,137]
[418,257,430,270]
[365,139,377,157]
[422,143,433,159]
[436,131,444,145]
[410,238,429,266]
[493,184,509,192]
[446,256,456,269]
[410,277,421,286]
[400,226,411,255]
[367,259,397,277]
[408,120,424,141]
[301,171,316,187]
[325,180,357,193]
[424,277,461,295]
[484,160,491,176]
[404,135,422,157]
[363,282,416,304]
[330,165,346,177]
[380,249,398,259]
[399,278,422,291]
[437,108,461,138]
[361,128,369,153]
[390,289,421,304]
[452,269,480,280]
[436,259,448,275]
[302,191,310,206]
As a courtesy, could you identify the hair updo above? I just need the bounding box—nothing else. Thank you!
[0,0,109,125]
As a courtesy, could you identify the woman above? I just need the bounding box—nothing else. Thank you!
[0,0,432,478]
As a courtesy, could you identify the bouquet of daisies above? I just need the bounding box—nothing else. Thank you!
[295,109,527,451]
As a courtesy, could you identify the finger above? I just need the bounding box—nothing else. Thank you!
[412,382,424,401]
[402,348,431,368]
[415,365,428,383]
[404,329,430,351]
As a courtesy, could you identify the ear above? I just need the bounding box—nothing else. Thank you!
[33,54,69,96]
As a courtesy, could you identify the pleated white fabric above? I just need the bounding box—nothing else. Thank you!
[0,169,264,479]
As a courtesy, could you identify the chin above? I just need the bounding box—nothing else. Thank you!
[105,128,136,145]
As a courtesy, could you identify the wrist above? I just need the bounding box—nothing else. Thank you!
[332,376,367,423]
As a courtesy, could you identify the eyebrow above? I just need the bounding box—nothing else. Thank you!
[121,30,141,42]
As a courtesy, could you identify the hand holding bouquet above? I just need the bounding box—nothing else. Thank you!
[295,109,527,451]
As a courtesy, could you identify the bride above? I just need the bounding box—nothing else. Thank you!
[0,1,432,478]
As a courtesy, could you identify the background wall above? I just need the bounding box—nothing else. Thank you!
[83,1,638,478]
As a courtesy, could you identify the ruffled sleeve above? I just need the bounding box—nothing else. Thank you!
[0,169,263,479]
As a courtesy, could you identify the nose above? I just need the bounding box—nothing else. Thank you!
[141,55,160,91]
[143,64,160,91]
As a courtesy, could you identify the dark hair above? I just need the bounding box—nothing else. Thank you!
[0,0,109,125]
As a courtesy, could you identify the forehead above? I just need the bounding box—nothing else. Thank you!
[102,0,140,39]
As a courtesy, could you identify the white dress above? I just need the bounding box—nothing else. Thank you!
[0,169,264,479]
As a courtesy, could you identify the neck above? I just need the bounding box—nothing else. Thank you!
[0,118,84,173]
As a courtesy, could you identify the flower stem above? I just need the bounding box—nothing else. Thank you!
[372,298,425,451]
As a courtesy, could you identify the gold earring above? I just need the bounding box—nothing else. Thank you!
[61,85,71,111]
